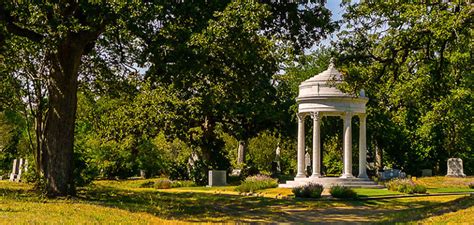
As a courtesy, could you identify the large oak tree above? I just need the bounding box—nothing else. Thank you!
[0,1,142,196]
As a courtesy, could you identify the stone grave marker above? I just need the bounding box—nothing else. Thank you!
[231,169,241,176]
[446,158,466,177]
[378,168,403,180]
[16,158,25,182]
[421,169,432,177]
[208,170,226,187]
[9,159,19,181]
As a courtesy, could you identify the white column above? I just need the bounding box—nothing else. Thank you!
[341,112,354,178]
[311,112,321,178]
[296,113,306,178]
[358,114,368,179]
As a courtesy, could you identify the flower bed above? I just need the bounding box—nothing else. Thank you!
[235,174,278,193]
[292,183,323,198]
[386,178,427,194]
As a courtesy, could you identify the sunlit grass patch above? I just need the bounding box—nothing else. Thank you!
[353,188,401,197]
[1,178,473,224]
[415,176,474,188]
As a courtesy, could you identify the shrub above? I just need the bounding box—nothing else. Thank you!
[467,182,474,189]
[386,178,427,194]
[171,180,196,188]
[235,174,278,192]
[330,185,358,199]
[154,179,172,189]
[139,181,155,188]
[292,183,324,198]
[413,184,427,194]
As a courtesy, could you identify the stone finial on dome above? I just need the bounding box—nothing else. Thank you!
[328,57,335,69]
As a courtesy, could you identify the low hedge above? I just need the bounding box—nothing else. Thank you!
[292,183,323,198]
[139,179,196,189]
[329,185,357,199]
[235,174,278,193]
[386,178,427,194]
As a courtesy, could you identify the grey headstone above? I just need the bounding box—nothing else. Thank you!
[400,172,407,178]
[421,169,432,177]
[208,170,226,187]
[378,169,403,180]
[446,158,466,177]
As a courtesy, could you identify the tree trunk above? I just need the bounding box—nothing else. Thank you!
[43,39,83,196]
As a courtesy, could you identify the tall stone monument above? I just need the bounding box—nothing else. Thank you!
[9,158,27,182]
[9,159,19,181]
[304,148,311,175]
[273,145,281,173]
[446,158,466,177]
[237,141,246,164]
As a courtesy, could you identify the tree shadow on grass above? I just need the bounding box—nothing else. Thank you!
[374,195,474,224]
[4,182,472,223]
[77,184,366,223]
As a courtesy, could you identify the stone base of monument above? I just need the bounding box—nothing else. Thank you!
[279,177,384,189]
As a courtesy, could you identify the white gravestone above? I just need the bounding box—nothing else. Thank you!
[16,158,25,182]
[9,159,19,181]
[9,158,27,182]
[446,158,466,177]
[208,170,226,187]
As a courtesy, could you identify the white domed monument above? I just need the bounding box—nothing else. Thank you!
[280,59,381,188]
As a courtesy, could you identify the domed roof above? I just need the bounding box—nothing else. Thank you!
[302,60,343,84]
[297,60,349,99]
[296,59,368,114]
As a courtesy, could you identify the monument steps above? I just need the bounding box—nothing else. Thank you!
[279,177,384,189]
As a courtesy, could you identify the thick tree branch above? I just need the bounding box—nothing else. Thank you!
[0,5,44,42]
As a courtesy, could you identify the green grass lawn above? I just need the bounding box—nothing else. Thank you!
[1,177,474,224]
[353,188,402,197]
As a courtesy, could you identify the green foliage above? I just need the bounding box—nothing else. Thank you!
[154,179,172,189]
[221,130,297,177]
[0,111,29,176]
[235,174,278,193]
[141,179,196,189]
[292,183,324,198]
[247,132,276,173]
[330,186,358,199]
[337,2,473,175]
[189,159,209,186]
[139,181,155,188]
[386,179,427,194]
[171,180,196,188]
[323,135,343,176]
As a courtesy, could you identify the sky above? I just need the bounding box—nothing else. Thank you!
[327,0,345,21]
[309,0,346,52]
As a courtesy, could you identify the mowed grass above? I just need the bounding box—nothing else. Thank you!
[414,176,474,194]
[0,177,473,224]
